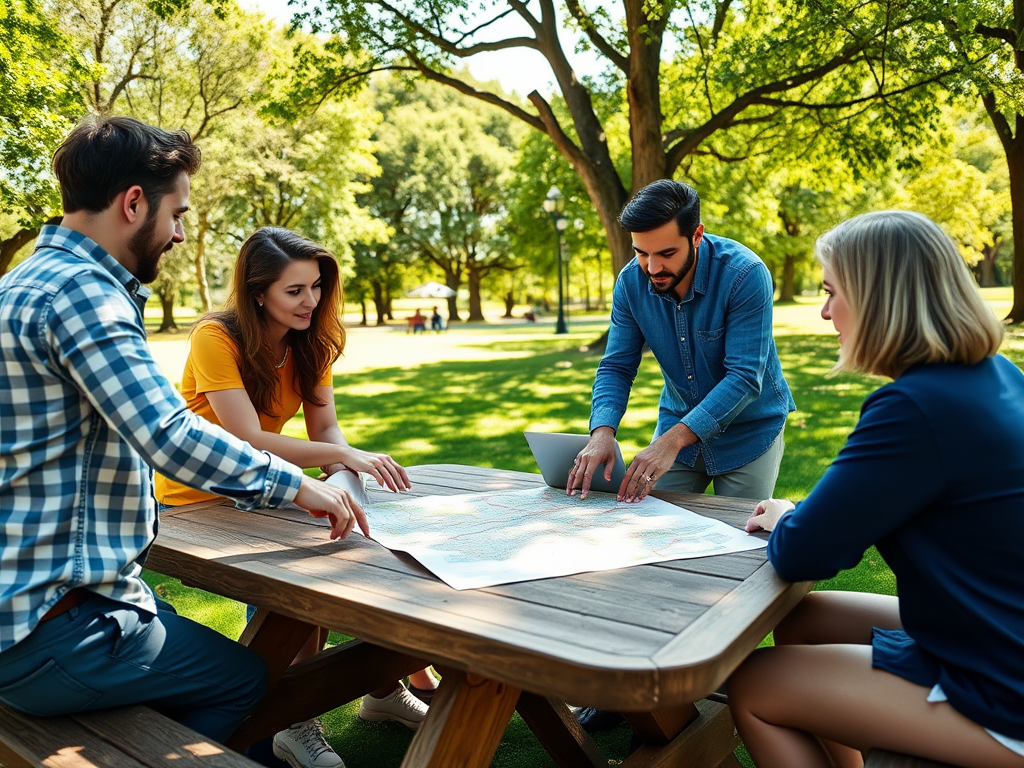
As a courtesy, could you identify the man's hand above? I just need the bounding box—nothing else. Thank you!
[567,427,617,499]
[744,498,795,533]
[619,423,697,503]
[294,475,370,540]
[329,447,411,493]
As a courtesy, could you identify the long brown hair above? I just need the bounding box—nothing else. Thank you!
[202,228,345,417]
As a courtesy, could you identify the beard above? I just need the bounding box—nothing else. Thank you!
[127,209,174,284]
[643,237,696,295]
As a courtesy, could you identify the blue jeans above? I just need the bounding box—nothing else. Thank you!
[0,593,267,743]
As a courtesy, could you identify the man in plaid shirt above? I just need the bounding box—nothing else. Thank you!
[0,116,367,742]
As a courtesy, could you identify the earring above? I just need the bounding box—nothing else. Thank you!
[257,300,263,307]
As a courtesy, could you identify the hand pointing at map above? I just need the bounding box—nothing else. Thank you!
[618,424,699,503]
[567,427,618,499]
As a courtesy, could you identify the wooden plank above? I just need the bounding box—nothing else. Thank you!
[274,550,674,657]
[400,670,521,768]
[0,703,148,768]
[514,694,605,768]
[226,639,429,750]
[566,566,737,606]
[652,551,765,581]
[623,705,700,745]
[651,563,812,703]
[72,707,259,768]
[619,700,738,768]
[864,750,961,768]
[479,577,706,634]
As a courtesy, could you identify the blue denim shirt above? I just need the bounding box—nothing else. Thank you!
[589,233,796,474]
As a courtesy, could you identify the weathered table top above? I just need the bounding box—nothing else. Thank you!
[148,464,811,767]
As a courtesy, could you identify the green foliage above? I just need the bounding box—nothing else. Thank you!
[0,0,87,226]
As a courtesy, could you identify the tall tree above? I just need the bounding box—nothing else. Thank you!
[299,0,954,279]
[0,0,87,273]
[945,6,1024,318]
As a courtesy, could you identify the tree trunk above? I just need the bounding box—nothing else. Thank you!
[981,243,998,287]
[0,228,39,275]
[780,254,797,302]
[503,291,515,318]
[158,290,178,333]
[372,281,387,326]
[359,298,368,326]
[193,213,212,313]
[467,268,484,322]
[1004,133,1024,321]
[444,273,460,322]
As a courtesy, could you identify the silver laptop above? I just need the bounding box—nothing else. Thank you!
[524,431,627,493]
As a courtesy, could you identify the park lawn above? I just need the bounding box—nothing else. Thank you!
[144,292,1024,768]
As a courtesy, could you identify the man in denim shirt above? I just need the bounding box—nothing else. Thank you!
[569,180,795,503]
[0,116,366,742]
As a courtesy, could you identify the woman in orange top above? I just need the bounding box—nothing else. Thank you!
[156,228,437,768]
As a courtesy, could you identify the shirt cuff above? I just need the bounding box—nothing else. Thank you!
[681,406,721,443]
[240,452,304,511]
[589,407,624,434]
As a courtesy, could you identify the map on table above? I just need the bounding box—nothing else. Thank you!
[354,485,766,590]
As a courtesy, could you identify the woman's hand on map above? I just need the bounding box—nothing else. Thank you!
[618,425,698,503]
[744,498,795,533]
[294,475,370,540]
[330,447,411,494]
[568,428,617,499]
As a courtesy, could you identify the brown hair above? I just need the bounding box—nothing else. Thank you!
[53,115,201,214]
[203,228,345,416]
[816,210,1002,379]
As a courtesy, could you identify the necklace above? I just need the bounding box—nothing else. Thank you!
[275,347,289,369]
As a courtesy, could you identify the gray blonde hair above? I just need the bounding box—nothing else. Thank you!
[816,210,1002,378]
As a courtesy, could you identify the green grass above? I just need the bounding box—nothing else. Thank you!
[144,293,1024,767]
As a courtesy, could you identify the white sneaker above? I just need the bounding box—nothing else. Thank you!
[358,685,429,729]
[272,718,345,768]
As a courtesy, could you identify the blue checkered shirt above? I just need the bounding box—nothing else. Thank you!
[0,225,304,652]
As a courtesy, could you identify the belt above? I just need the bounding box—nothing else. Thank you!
[40,588,88,622]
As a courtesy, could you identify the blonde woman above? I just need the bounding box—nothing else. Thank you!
[731,211,1024,768]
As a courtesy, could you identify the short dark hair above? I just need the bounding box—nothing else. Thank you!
[618,179,701,238]
[52,116,201,214]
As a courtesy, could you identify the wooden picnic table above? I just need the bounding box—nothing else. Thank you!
[147,464,812,768]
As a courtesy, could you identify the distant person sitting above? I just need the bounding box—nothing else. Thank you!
[430,306,444,332]
[523,310,536,323]
[408,309,426,334]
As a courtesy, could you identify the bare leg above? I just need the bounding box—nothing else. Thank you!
[773,591,901,646]
[730,643,1024,768]
[291,626,328,664]
[409,667,438,691]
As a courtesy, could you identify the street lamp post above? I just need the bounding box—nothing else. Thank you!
[542,186,569,334]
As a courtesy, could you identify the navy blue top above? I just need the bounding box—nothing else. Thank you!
[590,234,796,474]
[768,355,1024,738]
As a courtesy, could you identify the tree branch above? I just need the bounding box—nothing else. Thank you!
[975,23,1016,47]
[564,0,628,71]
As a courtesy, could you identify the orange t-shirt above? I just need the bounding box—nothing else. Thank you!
[155,321,332,506]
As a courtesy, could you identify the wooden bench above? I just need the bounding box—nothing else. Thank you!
[0,702,260,768]
[865,748,961,768]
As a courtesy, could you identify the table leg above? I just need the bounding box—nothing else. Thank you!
[515,693,605,768]
[228,638,428,749]
[237,608,317,689]
[625,705,700,745]
[619,700,739,768]
[401,669,520,768]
